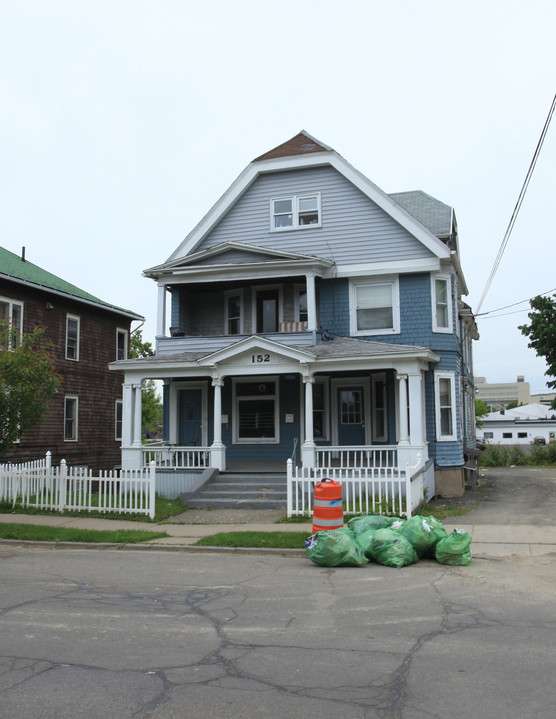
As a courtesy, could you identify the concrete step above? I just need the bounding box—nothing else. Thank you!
[185,472,288,509]
[185,497,287,509]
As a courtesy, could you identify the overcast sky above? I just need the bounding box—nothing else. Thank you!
[1,0,555,392]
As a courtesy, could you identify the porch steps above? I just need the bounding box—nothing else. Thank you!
[185,472,287,509]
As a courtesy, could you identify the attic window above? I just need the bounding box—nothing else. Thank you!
[271,194,321,231]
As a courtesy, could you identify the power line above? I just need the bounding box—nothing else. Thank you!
[475,93,556,315]
[476,286,556,317]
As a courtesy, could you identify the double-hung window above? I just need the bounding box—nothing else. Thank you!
[64,395,79,441]
[226,292,242,335]
[432,274,452,333]
[270,194,321,231]
[115,399,123,441]
[0,296,23,349]
[66,315,80,360]
[435,372,457,441]
[116,329,128,360]
[350,277,400,336]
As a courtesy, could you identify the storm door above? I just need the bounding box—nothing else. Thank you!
[337,386,366,446]
[179,389,203,446]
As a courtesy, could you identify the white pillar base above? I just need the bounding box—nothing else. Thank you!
[210,442,226,471]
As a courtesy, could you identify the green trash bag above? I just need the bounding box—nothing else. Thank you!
[347,514,398,536]
[435,529,472,566]
[305,528,369,567]
[401,515,447,557]
[355,528,377,560]
[368,528,419,568]
[390,519,406,532]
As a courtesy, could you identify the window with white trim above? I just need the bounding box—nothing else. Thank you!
[64,395,78,441]
[294,286,308,323]
[372,373,387,442]
[432,275,452,332]
[226,292,242,335]
[270,194,321,231]
[66,315,80,361]
[435,372,457,441]
[115,399,123,441]
[350,277,400,335]
[233,378,278,443]
[116,329,128,360]
[313,378,329,440]
[0,296,23,349]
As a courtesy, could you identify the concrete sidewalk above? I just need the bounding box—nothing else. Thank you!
[2,512,556,558]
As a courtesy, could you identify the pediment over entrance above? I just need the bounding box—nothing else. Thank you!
[199,335,314,376]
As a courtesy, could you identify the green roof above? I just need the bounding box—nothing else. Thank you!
[0,246,143,319]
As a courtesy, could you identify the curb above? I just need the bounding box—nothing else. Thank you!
[0,538,307,557]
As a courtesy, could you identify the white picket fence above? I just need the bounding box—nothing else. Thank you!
[0,453,156,519]
[286,459,425,519]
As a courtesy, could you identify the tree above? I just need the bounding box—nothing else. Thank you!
[0,324,60,455]
[129,330,162,435]
[474,398,490,428]
[519,294,556,389]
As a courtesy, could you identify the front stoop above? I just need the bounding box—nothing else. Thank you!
[185,472,287,509]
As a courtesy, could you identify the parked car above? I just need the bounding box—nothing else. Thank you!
[476,438,486,450]
[533,436,546,445]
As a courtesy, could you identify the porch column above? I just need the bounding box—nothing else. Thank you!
[132,383,143,446]
[301,375,316,468]
[122,383,134,447]
[210,378,226,471]
[408,371,425,446]
[157,283,167,337]
[397,373,409,445]
[305,274,317,331]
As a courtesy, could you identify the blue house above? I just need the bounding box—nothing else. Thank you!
[113,131,478,500]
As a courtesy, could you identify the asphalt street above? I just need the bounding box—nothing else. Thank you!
[1,545,556,719]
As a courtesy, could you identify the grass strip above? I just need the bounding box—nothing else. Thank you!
[195,531,310,549]
[0,523,168,544]
[0,495,189,523]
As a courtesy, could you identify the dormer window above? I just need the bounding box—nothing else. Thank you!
[270,194,321,231]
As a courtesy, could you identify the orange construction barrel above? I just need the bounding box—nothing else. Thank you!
[312,478,343,533]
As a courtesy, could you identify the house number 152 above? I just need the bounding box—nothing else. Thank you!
[251,353,270,363]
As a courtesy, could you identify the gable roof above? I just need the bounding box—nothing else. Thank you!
[163,132,452,268]
[253,130,332,161]
[0,246,143,320]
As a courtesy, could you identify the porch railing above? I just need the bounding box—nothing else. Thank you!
[142,445,210,469]
[315,445,398,469]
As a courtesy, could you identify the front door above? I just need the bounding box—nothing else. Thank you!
[179,389,203,446]
[337,386,366,445]
[256,289,279,332]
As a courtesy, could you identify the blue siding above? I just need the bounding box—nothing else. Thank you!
[192,167,435,266]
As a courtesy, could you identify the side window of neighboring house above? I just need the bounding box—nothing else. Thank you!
[116,329,128,360]
[503,432,513,439]
[484,432,493,439]
[350,277,400,336]
[0,296,24,349]
[432,274,453,333]
[435,372,457,441]
[270,194,321,231]
[115,399,123,441]
[66,315,80,360]
[64,396,79,441]
[226,292,242,335]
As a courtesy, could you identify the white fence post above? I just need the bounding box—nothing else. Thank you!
[149,460,156,519]
[286,459,292,517]
[405,462,412,519]
[59,459,67,512]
